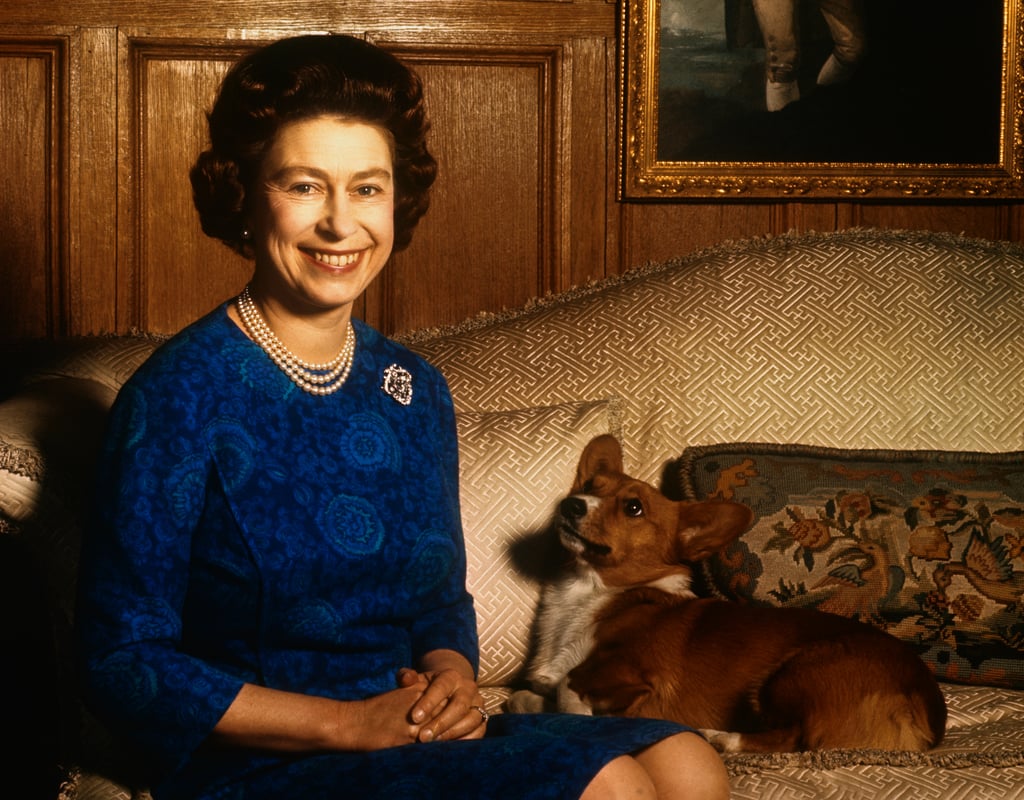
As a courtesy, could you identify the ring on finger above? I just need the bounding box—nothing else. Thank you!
[471,704,490,724]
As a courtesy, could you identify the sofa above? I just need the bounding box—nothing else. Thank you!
[3,228,1024,799]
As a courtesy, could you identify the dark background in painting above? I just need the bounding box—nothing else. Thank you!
[657,0,1004,164]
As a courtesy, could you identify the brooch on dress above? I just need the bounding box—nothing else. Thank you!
[382,364,413,406]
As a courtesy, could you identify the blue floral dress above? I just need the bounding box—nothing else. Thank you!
[76,304,690,799]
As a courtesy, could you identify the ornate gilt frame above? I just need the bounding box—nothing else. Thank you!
[619,0,1024,199]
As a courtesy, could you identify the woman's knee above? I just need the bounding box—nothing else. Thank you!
[580,733,729,800]
[580,755,656,800]
[634,732,730,800]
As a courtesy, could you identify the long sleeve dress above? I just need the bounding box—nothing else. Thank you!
[76,303,690,799]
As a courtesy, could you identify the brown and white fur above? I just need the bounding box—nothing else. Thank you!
[509,435,947,753]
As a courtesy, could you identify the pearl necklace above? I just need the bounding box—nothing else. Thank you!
[236,285,355,396]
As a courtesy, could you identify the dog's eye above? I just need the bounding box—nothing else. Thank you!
[623,498,644,517]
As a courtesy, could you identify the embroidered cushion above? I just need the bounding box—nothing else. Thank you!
[676,443,1024,688]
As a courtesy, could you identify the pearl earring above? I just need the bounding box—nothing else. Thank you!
[241,228,252,241]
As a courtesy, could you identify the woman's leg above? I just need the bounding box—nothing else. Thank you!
[580,756,657,800]
[580,733,729,800]
[635,733,730,800]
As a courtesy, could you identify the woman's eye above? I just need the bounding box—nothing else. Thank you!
[355,184,381,197]
[290,183,318,195]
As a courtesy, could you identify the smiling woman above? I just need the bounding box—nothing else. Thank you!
[74,33,729,800]
[240,117,396,370]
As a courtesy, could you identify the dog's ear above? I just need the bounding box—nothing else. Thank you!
[572,434,624,492]
[675,500,754,562]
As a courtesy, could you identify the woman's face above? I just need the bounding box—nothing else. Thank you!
[248,115,395,318]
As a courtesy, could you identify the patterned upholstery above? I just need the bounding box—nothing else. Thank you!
[0,339,160,625]
[0,338,162,800]
[404,229,1024,484]
[677,443,1024,688]
[402,228,1024,795]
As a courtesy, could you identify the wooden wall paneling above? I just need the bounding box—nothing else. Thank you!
[371,44,561,335]
[566,34,614,289]
[602,35,624,280]
[120,34,253,335]
[618,203,779,268]
[853,203,1013,242]
[2,0,617,38]
[0,35,65,340]
[616,200,1024,270]
[766,203,844,235]
[836,201,1019,242]
[5,1,1023,340]
[70,26,118,335]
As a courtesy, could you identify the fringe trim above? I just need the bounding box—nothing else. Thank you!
[724,745,1024,775]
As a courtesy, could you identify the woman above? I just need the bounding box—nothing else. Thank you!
[76,34,729,800]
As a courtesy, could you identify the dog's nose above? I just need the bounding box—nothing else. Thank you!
[560,497,588,520]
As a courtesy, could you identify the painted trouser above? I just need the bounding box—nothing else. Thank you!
[751,0,865,83]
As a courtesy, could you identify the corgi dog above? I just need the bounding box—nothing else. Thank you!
[509,434,947,753]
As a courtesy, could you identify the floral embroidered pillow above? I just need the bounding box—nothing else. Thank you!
[675,443,1024,688]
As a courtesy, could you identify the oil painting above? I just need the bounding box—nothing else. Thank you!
[620,0,1023,198]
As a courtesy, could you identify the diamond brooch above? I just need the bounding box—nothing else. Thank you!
[382,364,413,406]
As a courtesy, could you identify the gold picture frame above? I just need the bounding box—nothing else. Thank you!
[619,0,1024,199]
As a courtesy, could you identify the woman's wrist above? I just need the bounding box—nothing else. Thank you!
[418,648,475,681]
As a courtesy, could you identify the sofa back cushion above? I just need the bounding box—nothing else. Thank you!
[404,229,1024,484]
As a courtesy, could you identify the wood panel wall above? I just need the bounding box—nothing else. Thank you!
[2,0,1022,341]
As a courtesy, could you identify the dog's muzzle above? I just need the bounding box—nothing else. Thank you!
[558,496,611,556]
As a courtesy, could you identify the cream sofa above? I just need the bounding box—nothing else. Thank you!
[3,229,1024,799]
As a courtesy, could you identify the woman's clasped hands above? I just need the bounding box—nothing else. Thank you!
[397,661,489,744]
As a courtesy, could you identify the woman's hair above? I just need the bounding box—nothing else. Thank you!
[190,34,437,255]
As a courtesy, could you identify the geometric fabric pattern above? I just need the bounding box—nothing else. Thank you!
[397,229,1024,796]
[404,229,1024,485]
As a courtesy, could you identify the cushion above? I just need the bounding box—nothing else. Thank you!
[403,230,1024,486]
[676,443,1024,688]
[456,398,622,687]
[21,335,163,394]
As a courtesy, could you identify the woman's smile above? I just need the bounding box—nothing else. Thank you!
[305,248,363,270]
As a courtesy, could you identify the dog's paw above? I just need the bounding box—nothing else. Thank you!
[506,690,548,714]
[701,729,743,753]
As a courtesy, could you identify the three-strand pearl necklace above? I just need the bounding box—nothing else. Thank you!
[236,285,355,396]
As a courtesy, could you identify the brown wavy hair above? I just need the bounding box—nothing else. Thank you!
[190,34,437,256]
